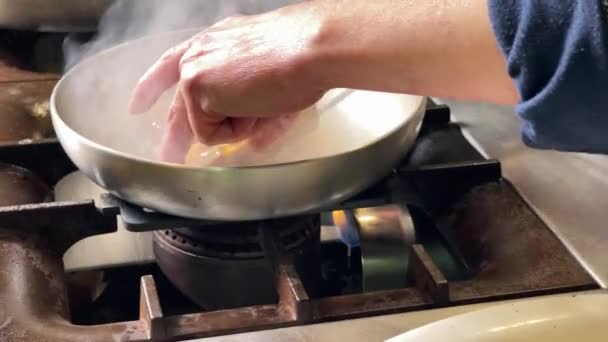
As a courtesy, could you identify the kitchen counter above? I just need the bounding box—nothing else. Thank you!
[198,101,608,341]
[443,100,608,289]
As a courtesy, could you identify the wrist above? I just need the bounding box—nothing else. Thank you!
[302,1,406,92]
[283,1,350,93]
[305,4,361,90]
[271,0,367,92]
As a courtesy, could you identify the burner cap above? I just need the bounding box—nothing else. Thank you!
[158,216,319,259]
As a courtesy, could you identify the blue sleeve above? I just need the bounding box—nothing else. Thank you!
[488,0,608,153]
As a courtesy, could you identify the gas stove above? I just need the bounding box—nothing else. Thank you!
[0,30,601,342]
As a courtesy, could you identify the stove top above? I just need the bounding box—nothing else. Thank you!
[0,30,599,342]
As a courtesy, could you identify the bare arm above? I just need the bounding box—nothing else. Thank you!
[129,0,518,162]
[313,0,518,104]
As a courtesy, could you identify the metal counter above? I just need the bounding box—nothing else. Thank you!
[443,100,608,289]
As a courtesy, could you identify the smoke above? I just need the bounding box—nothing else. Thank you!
[64,0,300,70]
[56,0,303,161]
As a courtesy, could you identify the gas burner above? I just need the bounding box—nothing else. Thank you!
[153,215,321,310]
[158,216,320,259]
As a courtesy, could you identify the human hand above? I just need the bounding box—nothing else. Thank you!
[128,2,332,163]
[128,0,518,164]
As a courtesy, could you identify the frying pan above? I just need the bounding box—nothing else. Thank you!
[50,28,427,221]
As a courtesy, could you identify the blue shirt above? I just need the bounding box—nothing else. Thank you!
[488,0,608,153]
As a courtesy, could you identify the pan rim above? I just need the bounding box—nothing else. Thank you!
[50,28,428,172]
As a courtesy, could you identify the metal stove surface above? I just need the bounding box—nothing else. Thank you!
[442,100,608,288]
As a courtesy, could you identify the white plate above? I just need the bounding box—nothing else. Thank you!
[387,293,608,342]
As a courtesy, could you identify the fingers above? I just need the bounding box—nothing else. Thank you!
[128,39,192,114]
[180,80,257,145]
[191,113,258,146]
[159,90,193,164]
[249,112,299,150]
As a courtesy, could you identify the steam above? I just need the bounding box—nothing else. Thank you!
[64,0,300,70]
[57,0,304,162]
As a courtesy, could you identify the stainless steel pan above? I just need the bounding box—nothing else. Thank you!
[50,29,426,220]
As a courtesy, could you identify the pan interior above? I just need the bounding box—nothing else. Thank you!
[53,30,425,167]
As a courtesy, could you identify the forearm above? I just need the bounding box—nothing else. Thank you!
[311,0,518,104]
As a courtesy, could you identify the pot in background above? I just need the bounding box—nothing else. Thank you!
[0,0,114,31]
